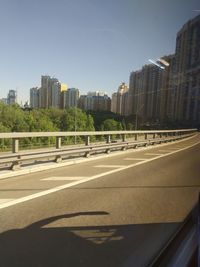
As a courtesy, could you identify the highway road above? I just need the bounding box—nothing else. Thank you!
[0,134,199,267]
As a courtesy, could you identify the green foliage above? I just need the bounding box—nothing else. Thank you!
[87,111,123,130]
[61,108,95,132]
[0,105,96,150]
[100,119,123,131]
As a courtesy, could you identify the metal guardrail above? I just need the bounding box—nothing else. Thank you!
[0,129,197,170]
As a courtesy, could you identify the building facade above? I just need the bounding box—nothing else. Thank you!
[30,87,39,108]
[111,83,129,116]
[128,14,200,126]
[7,90,17,105]
[63,88,80,109]
[79,91,111,112]
[173,14,200,124]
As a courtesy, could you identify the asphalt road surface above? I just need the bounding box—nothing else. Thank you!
[0,134,199,267]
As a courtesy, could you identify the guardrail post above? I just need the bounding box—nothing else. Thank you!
[56,137,61,149]
[145,133,148,140]
[153,133,156,139]
[12,138,19,153]
[85,135,90,146]
[122,134,126,142]
[55,155,62,163]
[106,135,111,144]
[159,133,162,138]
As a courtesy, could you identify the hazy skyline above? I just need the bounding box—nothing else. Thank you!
[0,0,199,103]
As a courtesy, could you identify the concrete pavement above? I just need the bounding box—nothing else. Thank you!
[0,134,199,266]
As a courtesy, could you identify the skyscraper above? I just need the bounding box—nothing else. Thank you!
[7,90,17,105]
[79,91,111,112]
[30,87,39,108]
[63,88,80,109]
[174,14,200,124]
[128,15,200,126]
[111,83,129,116]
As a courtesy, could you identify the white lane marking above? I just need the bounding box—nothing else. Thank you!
[0,199,15,204]
[0,140,199,210]
[158,150,175,152]
[124,158,147,161]
[94,165,126,168]
[145,153,164,156]
[168,147,183,150]
[41,177,86,181]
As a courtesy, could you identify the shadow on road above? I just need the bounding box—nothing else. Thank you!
[0,211,180,267]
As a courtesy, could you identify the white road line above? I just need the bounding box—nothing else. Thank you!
[158,150,175,153]
[145,153,164,156]
[0,140,199,210]
[168,147,183,150]
[124,158,147,161]
[94,165,126,168]
[0,199,15,204]
[41,177,86,181]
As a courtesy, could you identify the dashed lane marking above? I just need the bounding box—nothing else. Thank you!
[145,153,164,156]
[94,165,126,168]
[158,150,175,153]
[124,158,147,161]
[41,177,86,181]
[167,147,183,150]
[0,140,199,210]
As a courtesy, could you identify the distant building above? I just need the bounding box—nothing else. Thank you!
[51,82,61,109]
[173,14,200,124]
[79,91,111,112]
[7,90,17,105]
[111,92,117,113]
[129,60,175,123]
[30,76,67,109]
[63,88,80,109]
[30,87,39,108]
[111,83,129,115]
[128,14,200,126]
[39,76,59,108]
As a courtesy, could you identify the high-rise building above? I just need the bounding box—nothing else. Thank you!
[30,87,39,108]
[79,91,111,112]
[111,82,129,116]
[129,58,175,123]
[129,14,200,126]
[129,69,147,121]
[63,88,80,109]
[39,76,59,108]
[51,82,61,109]
[7,90,17,105]
[111,92,118,113]
[174,14,200,124]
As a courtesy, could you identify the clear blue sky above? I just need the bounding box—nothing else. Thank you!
[0,0,199,103]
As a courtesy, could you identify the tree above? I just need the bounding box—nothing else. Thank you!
[61,108,95,132]
[100,119,123,131]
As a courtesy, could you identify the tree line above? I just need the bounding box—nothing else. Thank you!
[0,103,128,150]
